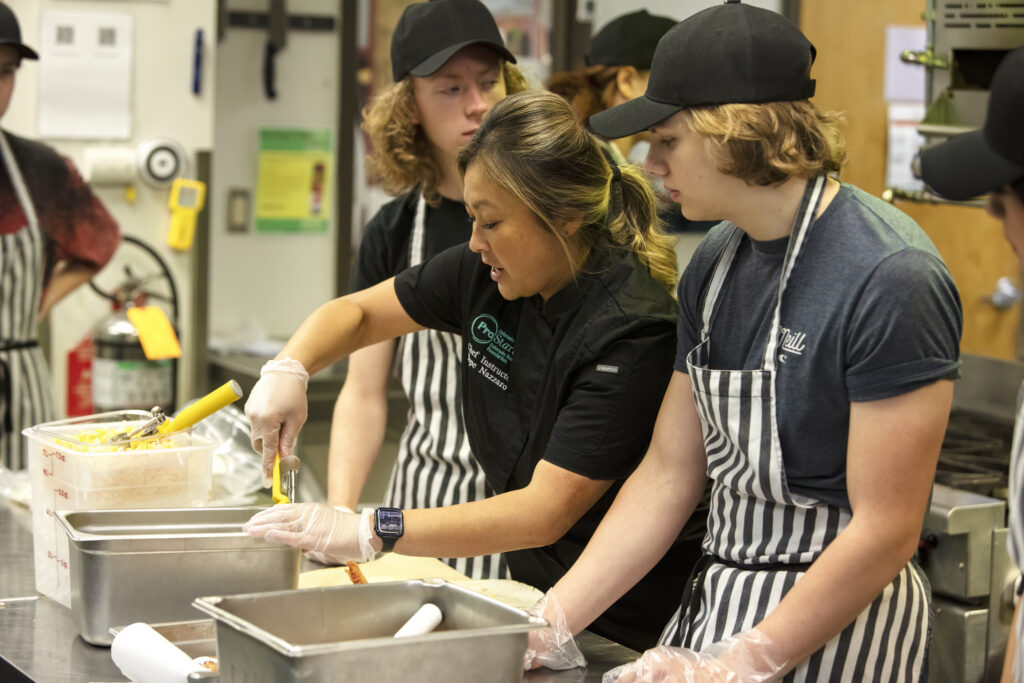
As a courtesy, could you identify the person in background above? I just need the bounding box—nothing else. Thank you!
[0,1,119,470]
[547,9,716,235]
[243,90,697,652]
[920,45,1024,683]
[324,0,527,580]
[524,2,962,679]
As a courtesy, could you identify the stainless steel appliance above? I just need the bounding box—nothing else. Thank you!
[912,1,1024,140]
[920,354,1022,682]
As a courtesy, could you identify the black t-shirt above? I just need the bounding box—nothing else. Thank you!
[395,242,694,650]
[676,184,963,509]
[352,192,471,290]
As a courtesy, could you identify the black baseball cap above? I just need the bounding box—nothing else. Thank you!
[390,0,515,83]
[590,0,816,139]
[585,10,677,70]
[0,2,38,61]
[920,47,1024,200]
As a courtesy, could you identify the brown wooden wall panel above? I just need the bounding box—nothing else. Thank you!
[800,0,1021,359]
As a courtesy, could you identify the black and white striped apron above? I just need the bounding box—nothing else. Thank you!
[659,177,930,681]
[0,130,57,470]
[383,194,508,580]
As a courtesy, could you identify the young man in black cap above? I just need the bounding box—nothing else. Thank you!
[0,1,120,470]
[920,45,1024,683]
[288,0,526,580]
[525,2,962,680]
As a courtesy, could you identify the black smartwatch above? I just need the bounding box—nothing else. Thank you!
[373,507,404,553]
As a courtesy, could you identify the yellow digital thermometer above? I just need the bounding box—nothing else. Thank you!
[167,178,207,251]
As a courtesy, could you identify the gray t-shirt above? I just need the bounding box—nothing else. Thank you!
[675,183,962,510]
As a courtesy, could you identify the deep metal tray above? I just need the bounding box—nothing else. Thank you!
[56,507,300,646]
[194,579,546,682]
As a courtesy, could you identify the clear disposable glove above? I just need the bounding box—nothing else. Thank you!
[305,505,354,565]
[244,357,309,486]
[523,589,587,671]
[243,503,376,564]
[602,628,789,683]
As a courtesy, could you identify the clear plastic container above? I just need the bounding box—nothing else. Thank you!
[23,411,215,607]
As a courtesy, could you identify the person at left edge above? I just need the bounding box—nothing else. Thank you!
[0,1,120,471]
[243,90,697,651]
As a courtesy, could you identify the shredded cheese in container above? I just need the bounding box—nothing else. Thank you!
[57,427,178,452]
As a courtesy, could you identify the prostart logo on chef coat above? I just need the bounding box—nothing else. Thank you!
[468,313,515,391]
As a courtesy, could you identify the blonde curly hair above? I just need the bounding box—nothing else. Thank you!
[362,62,529,206]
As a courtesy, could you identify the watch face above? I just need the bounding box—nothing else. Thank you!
[376,508,403,534]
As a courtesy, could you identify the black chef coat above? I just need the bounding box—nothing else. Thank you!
[395,241,698,650]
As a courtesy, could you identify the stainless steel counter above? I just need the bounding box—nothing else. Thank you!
[0,497,638,682]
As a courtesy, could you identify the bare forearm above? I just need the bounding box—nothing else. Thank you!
[278,280,419,375]
[556,449,705,634]
[756,517,921,669]
[389,463,613,559]
[39,262,98,318]
[553,372,708,634]
[327,387,388,509]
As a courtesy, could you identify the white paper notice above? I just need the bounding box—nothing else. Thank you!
[884,25,927,104]
[38,11,132,140]
[885,102,927,192]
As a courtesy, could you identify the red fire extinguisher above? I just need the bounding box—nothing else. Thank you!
[69,235,179,416]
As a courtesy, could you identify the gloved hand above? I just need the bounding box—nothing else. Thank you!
[602,628,789,683]
[244,357,309,487]
[523,589,586,671]
[305,505,354,565]
[243,503,376,564]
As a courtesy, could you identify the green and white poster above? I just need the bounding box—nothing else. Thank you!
[255,128,333,233]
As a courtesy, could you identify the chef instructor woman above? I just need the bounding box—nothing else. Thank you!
[327,0,528,581]
[0,2,119,470]
[526,2,962,680]
[244,90,698,650]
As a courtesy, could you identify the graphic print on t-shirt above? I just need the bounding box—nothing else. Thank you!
[778,326,808,364]
[467,313,515,392]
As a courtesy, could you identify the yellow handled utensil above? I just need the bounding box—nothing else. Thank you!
[272,454,296,503]
[105,380,243,443]
[158,380,243,435]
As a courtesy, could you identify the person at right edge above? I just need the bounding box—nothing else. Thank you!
[920,45,1024,683]
[524,2,963,680]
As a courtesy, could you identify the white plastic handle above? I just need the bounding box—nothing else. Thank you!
[393,603,443,638]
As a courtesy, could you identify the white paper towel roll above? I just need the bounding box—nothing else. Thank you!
[111,622,207,683]
[393,603,443,638]
[82,146,137,185]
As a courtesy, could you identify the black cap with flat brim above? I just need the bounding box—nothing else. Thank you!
[920,46,1024,200]
[0,2,38,61]
[920,130,1024,201]
[591,0,816,139]
[391,0,515,82]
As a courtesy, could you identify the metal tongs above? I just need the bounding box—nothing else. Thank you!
[105,380,244,443]
[109,406,168,442]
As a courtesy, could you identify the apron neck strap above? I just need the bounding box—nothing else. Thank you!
[0,130,40,231]
[410,193,428,267]
[761,175,828,371]
[698,227,744,342]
